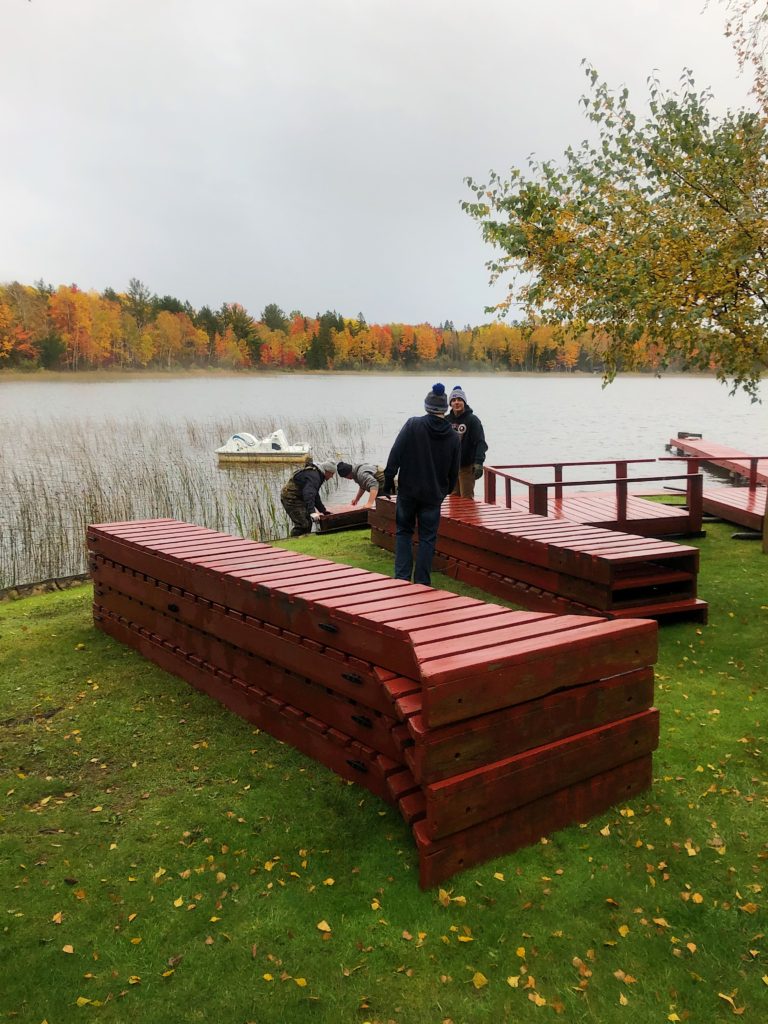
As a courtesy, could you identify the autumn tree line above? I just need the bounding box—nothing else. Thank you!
[0,277,688,375]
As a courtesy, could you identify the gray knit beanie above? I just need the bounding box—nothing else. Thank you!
[319,461,336,475]
[424,382,448,415]
[450,384,468,404]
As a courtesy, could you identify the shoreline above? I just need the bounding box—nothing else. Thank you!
[0,368,714,383]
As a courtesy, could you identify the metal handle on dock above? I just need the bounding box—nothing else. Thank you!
[345,759,368,773]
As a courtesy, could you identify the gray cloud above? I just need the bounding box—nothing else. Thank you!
[0,0,752,325]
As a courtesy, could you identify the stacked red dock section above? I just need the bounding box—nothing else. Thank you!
[369,495,708,623]
[88,519,660,887]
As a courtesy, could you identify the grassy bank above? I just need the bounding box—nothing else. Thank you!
[1,526,766,1024]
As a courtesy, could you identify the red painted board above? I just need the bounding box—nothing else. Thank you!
[96,609,397,804]
[407,667,655,783]
[423,708,659,838]
[420,618,658,726]
[414,755,653,887]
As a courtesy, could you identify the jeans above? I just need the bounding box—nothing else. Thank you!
[394,496,441,586]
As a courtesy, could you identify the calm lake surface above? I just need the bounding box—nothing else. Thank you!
[2,373,766,587]
[2,371,766,462]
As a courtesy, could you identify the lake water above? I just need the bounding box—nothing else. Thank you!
[1,372,766,587]
[2,371,765,461]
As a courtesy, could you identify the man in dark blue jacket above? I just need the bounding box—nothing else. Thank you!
[382,382,460,586]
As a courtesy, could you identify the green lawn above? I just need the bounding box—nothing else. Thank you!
[1,525,766,1024]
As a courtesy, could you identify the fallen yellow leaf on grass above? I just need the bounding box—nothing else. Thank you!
[618,925,630,937]
[528,992,546,1006]
[494,872,505,881]
[619,993,629,1006]
[62,944,74,954]
[472,972,488,989]
[294,978,307,987]
[263,973,274,982]
[600,825,611,837]
[323,878,335,886]
[516,946,526,958]
[51,912,63,924]
[316,920,331,933]
[128,976,140,985]
[740,902,759,914]
[75,997,91,1007]
[692,893,704,904]
[718,992,745,1015]
[173,897,183,908]
[507,976,520,988]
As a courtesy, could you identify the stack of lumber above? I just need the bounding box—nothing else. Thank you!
[369,495,708,623]
[88,518,660,887]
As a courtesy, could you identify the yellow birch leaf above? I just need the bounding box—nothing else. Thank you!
[173,897,183,908]
[209,916,221,922]
[692,893,704,904]
[687,943,697,953]
[215,872,226,883]
[263,973,274,982]
[130,937,142,944]
[761,974,768,985]
[619,925,630,937]
[127,913,137,923]
[619,993,629,1005]
[457,935,473,942]
[653,917,670,928]
[452,895,467,906]
[153,867,166,880]
[402,930,412,941]
[128,976,140,985]
[528,992,546,1006]
[316,920,331,933]
[472,971,488,989]
[75,997,91,1007]
[294,977,307,987]
[494,872,505,881]
[438,888,451,907]
[162,969,174,978]
[52,911,63,924]
[668,1014,681,1022]
[323,878,335,886]
[62,944,74,954]
[600,825,611,836]
[370,898,381,911]
[516,946,526,958]
[740,902,758,914]
[507,975,520,988]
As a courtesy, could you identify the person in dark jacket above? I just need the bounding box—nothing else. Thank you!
[280,460,336,536]
[382,382,460,586]
[447,384,488,498]
[336,461,389,509]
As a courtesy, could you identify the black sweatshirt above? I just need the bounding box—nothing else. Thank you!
[384,414,460,505]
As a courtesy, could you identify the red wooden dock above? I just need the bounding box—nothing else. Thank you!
[369,496,707,623]
[664,440,767,531]
[88,518,659,887]
[667,437,768,485]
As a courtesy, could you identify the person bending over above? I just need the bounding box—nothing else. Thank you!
[336,461,390,509]
[280,460,336,537]
[381,382,460,587]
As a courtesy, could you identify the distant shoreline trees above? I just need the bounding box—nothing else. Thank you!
[0,277,708,376]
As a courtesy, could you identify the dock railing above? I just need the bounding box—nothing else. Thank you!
[661,454,768,491]
[484,458,703,532]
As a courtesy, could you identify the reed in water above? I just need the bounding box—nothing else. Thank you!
[0,414,370,588]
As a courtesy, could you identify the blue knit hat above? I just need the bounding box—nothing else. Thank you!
[450,385,468,404]
[424,382,448,415]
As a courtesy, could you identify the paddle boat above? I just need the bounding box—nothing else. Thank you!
[216,429,311,464]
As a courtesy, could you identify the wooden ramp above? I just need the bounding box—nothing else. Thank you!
[88,518,659,887]
[700,485,767,532]
[369,496,707,623]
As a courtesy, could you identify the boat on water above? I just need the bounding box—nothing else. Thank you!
[216,429,311,464]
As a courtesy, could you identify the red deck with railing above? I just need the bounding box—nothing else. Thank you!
[483,458,703,536]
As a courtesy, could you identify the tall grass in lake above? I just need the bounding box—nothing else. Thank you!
[0,414,372,588]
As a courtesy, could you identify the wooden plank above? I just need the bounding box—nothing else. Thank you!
[91,558,401,714]
[407,668,654,783]
[414,755,652,887]
[96,608,398,804]
[420,618,658,726]
[423,709,659,838]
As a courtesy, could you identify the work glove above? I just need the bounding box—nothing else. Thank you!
[473,463,484,481]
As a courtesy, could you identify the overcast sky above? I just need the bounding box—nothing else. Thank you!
[0,0,754,326]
